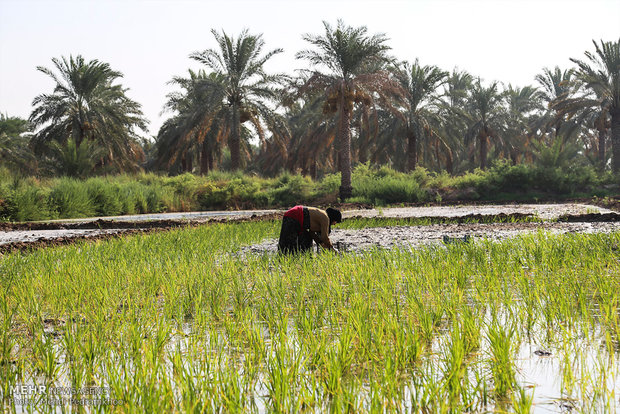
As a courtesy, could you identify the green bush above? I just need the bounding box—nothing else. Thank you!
[351,164,427,204]
[49,178,95,219]
[267,173,314,207]
[86,178,123,217]
[0,162,616,222]
[484,161,533,193]
[196,182,232,210]
[354,175,425,205]
[9,186,53,221]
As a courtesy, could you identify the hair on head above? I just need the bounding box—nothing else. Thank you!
[326,207,342,223]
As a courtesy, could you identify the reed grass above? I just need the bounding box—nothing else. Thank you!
[2,161,618,222]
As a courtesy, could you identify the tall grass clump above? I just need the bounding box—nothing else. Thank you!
[451,160,614,200]
[1,162,618,222]
[0,183,53,221]
[49,178,95,218]
[84,177,123,216]
[266,172,315,207]
[350,164,427,205]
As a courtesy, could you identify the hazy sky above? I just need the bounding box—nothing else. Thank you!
[1,0,618,137]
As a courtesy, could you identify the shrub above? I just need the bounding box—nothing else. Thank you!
[7,186,53,221]
[49,178,95,218]
[0,162,616,222]
[86,178,123,217]
[267,173,314,207]
[352,165,427,204]
[196,182,232,210]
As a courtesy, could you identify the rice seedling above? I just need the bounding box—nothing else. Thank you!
[1,220,618,412]
[511,386,534,414]
[487,323,517,398]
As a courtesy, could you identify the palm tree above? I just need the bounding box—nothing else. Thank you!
[439,69,474,173]
[0,114,35,173]
[282,94,337,178]
[534,66,578,144]
[189,29,286,171]
[569,39,620,172]
[502,85,542,164]
[392,60,448,171]
[43,138,104,177]
[551,81,611,168]
[155,70,228,174]
[463,79,505,170]
[296,20,401,200]
[29,55,148,173]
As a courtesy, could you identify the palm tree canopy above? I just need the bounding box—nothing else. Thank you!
[535,66,576,106]
[295,20,400,105]
[0,114,34,173]
[29,55,148,171]
[465,79,504,133]
[297,20,391,80]
[569,38,620,172]
[190,29,285,107]
[187,29,288,170]
[154,70,229,172]
[570,39,620,113]
[395,60,448,113]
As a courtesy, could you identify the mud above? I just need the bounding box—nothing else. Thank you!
[0,229,157,255]
[241,221,620,255]
[341,203,614,220]
[1,203,619,255]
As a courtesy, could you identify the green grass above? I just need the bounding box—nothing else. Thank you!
[0,221,619,412]
[1,161,618,222]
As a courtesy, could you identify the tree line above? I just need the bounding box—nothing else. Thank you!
[1,20,619,200]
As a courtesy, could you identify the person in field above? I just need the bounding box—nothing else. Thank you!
[278,205,342,254]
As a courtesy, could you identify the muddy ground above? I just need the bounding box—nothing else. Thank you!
[242,221,620,255]
[1,203,619,254]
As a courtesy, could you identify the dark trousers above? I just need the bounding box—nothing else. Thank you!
[278,208,312,254]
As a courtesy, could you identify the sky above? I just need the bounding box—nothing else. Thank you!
[1,0,619,137]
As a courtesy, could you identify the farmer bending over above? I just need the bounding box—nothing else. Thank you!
[278,206,342,254]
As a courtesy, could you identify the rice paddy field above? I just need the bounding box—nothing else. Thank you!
[1,216,619,413]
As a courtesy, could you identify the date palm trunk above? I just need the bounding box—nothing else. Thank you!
[612,109,620,173]
[230,103,241,171]
[181,155,192,173]
[200,143,210,175]
[446,151,454,174]
[338,100,353,201]
[407,128,417,172]
[479,130,488,170]
[597,127,606,169]
[310,158,317,180]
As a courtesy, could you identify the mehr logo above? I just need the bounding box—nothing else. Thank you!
[11,385,47,395]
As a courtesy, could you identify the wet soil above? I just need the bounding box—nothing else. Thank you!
[241,221,620,255]
[1,204,619,255]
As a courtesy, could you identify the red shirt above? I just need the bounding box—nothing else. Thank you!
[283,205,304,231]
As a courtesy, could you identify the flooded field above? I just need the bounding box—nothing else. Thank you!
[1,204,619,412]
